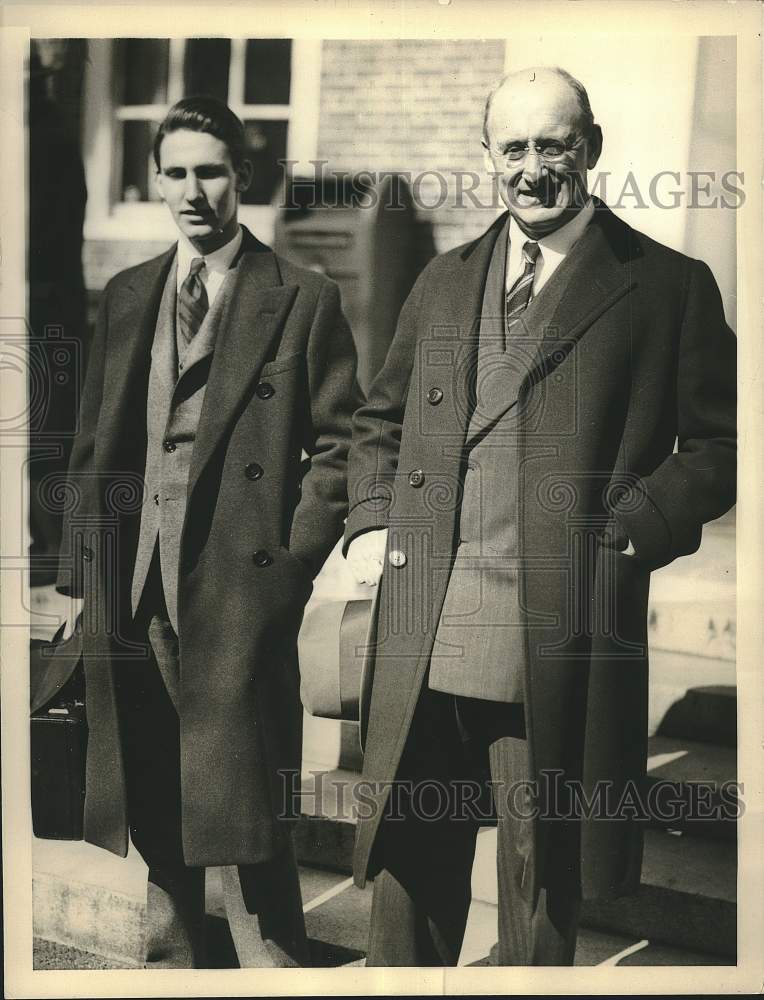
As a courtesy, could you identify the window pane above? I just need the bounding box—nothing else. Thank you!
[119,39,169,105]
[184,38,231,101]
[240,120,288,205]
[244,39,292,104]
[121,120,159,202]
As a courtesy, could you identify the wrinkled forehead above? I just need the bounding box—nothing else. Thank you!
[487,79,585,142]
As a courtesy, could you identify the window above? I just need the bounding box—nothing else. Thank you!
[82,38,321,241]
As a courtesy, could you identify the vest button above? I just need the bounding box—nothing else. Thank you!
[388,549,407,568]
[81,545,93,562]
[408,468,425,488]
[163,440,176,453]
[245,462,264,481]
[427,387,444,405]
[256,382,275,400]
[252,549,273,568]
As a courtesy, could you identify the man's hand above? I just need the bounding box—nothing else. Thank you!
[346,529,388,586]
[61,597,84,640]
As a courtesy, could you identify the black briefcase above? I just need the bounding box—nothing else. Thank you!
[30,625,87,840]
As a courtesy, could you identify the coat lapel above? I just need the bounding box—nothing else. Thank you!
[433,213,508,447]
[187,244,298,500]
[517,202,636,390]
[96,246,176,468]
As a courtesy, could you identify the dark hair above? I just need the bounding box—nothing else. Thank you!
[153,95,247,170]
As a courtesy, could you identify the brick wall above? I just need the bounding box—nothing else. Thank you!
[83,240,170,293]
[317,39,506,254]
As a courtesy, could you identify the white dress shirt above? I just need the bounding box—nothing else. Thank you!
[176,225,243,308]
[506,198,594,295]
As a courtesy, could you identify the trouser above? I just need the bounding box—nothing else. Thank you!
[366,688,580,967]
[116,564,309,968]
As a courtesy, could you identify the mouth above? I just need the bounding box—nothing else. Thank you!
[180,209,214,223]
[513,185,563,210]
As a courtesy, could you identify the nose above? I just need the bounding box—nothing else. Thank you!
[184,173,203,203]
[520,147,545,184]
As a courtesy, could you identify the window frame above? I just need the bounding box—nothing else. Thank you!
[82,37,322,243]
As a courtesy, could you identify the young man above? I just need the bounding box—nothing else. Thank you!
[54,96,360,967]
[345,67,736,965]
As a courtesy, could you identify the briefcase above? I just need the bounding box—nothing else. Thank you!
[297,585,380,750]
[30,625,87,840]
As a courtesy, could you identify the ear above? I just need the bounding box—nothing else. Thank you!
[481,140,495,177]
[235,158,254,194]
[153,168,165,202]
[586,125,603,170]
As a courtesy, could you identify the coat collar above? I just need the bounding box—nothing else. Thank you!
[521,198,637,388]
[430,200,636,449]
[453,198,636,375]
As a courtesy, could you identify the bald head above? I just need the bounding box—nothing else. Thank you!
[482,67,594,146]
[480,66,602,238]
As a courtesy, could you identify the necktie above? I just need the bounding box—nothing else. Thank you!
[178,257,208,348]
[504,240,541,346]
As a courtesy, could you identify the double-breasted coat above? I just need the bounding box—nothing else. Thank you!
[53,228,360,867]
[344,202,736,902]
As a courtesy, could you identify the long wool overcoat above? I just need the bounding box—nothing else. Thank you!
[344,203,736,902]
[52,227,360,867]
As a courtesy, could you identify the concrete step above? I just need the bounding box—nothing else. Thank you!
[294,766,737,959]
[646,734,738,839]
[464,922,733,968]
[34,916,732,969]
[655,684,737,747]
[468,823,736,958]
[32,837,368,968]
[580,828,736,959]
[33,835,733,969]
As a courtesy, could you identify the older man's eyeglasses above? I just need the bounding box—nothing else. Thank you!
[492,136,586,165]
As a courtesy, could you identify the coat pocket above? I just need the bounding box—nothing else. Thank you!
[260,351,304,377]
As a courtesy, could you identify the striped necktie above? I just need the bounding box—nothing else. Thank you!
[504,240,541,347]
[178,256,209,348]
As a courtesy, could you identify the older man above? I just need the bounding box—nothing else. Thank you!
[345,67,736,965]
[53,96,359,967]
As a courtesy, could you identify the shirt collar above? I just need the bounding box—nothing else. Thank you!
[508,198,594,262]
[176,225,243,281]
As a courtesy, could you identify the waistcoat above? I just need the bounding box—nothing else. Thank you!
[131,257,237,632]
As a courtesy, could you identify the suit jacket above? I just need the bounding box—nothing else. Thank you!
[54,226,361,866]
[343,201,736,901]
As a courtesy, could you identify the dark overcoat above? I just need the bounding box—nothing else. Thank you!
[53,227,360,867]
[344,202,736,901]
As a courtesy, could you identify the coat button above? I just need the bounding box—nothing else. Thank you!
[408,468,425,488]
[252,549,273,567]
[81,545,93,562]
[245,462,264,481]
[256,382,275,399]
[163,439,176,453]
[388,549,407,568]
[427,387,444,405]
